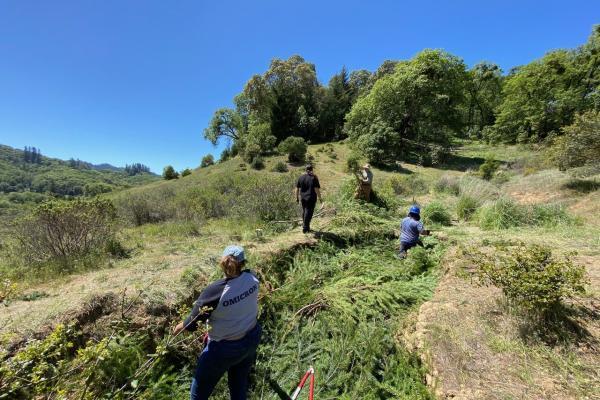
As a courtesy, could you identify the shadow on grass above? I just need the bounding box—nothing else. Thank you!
[518,303,599,348]
[438,154,487,172]
[562,178,600,194]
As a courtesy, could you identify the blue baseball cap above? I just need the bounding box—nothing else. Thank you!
[222,245,245,263]
[409,205,420,215]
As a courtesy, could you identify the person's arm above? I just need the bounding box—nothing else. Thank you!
[314,176,322,202]
[173,280,225,335]
[296,178,301,203]
[417,221,430,236]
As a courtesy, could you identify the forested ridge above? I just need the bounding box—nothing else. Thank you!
[0,144,158,201]
[205,25,599,169]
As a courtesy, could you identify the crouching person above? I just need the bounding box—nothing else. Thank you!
[173,245,261,400]
[399,205,430,258]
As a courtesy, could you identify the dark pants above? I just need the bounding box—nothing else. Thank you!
[399,240,423,257]
[301,198,316,233]
[190,324,261,400]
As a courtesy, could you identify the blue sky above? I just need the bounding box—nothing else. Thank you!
[0,0,598,173]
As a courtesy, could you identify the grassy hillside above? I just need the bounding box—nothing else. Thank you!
[0,141,598,399]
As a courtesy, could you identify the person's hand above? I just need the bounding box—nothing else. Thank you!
[173,321,185,336]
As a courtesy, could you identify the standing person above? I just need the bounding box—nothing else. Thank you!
[354,163,373,201]
[399,205,430,258]
[296,164,322,234]
[173,245,261,400]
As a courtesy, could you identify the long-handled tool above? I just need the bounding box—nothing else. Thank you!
[290,366,315,400]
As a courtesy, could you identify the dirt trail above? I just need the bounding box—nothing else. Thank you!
[0,223,321,340]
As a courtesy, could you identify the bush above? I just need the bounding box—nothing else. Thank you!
[474,243,587,318]
[175,173,297,223]
[385,175,429,196]
[15,198,117,264]
[271,161,288,173]
[479,156,500,180]
[530,203,570,227]
[84,183,113,196]
[250,156,265,170]
[551,110,600,170]
[200,154,214,168]
[403,246,436,275]
[434,175,460,195]
[278,136,307,163]
[456,195,479,221]
[114,186,177,226]
[422,201,452,226]
[180,168,192,177]
[478,198,572,230]
[477,198,526,230]
[219,148,231,162]
[162,165,179,180]
[346,152,362,173]
[242,143,261,163]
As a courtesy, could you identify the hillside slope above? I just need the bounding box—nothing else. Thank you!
[0,144,158,198]
[0,141,598,399]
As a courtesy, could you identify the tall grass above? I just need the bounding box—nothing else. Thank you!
[477,198,574,230]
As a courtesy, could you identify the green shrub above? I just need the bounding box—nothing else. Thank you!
[243,143,261,163]
[477,198,573,230]
[474,243,587,318]
[551,110,600,170]
[278,136,307,163]
[530,203,570,227]
[403,246,436,275]
[15,198,117,264]
[423,201,452,226]
[434,175,460,195]
[84,182,113,196]
[105,238,129,259]
[346,152,362,173]
[456,195,479,221]
[219,148,231,162]
[162,165,179,180]
[271,161,288,173]
[115,186,177,226]
[180,168,192,177]
[250,156,265,170]
[479,156,500,180]
[385,175,429,196]
[477,198,526,230]
[200,154,215,168]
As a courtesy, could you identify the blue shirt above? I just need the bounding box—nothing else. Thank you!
[400,217,424,244]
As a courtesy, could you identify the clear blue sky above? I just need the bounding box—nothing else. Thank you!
[1,0,598,173]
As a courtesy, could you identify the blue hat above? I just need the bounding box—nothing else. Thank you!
[409,205,420,215]
[222,245,245,263]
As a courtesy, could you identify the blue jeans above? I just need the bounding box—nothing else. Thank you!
[190,324,261,400]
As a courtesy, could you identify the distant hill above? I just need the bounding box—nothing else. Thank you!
[92,163,123,172]
[0,144,159,201]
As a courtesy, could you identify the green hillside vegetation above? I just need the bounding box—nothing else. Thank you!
[0,144,158,199]
[0,26,599,400]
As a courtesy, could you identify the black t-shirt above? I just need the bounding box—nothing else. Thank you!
[296,173,320,201]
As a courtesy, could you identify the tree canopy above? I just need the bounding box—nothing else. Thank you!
[345,49,468,164]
